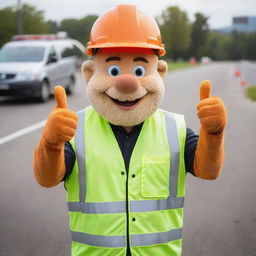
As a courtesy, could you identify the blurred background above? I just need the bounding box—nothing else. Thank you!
[1,0,256,62]
[0,1,256,256]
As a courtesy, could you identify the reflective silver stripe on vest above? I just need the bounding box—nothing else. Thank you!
[130,197,184,212]
[164,112,180,197]
[71,231,126,248]
[68,201,126,214]
[131,228,182,247]
[68,197,184,214]
[71,110,182,213]
[75,110,86,203]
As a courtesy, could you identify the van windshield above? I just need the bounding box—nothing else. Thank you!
[0,45,46,62]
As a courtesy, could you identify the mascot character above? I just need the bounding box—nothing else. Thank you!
[33,4,227,256]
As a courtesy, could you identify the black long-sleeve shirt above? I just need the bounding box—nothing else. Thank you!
[64,124,198,178]
[63,123,198,255]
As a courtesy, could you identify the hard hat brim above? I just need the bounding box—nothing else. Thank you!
[86,43,165,56]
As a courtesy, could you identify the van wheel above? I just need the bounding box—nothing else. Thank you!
[39,81,50,102]
[66,77,75,95]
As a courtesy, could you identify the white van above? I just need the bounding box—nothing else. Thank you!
[0,35,85,102]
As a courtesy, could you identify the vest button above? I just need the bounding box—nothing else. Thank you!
[132,217,136,222]
[121,171,125,175]
[132,174,135,178]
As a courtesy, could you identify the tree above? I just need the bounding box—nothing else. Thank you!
[245,32,256,60]
[0,7,16,46]
[158,6,191,60]
[203,31,256,61]
[225,31,247,60]
[202,31,229,60]
[47,20,59,34]
[189,13,209,60]
[0,4,51,47]
[60,15,98,45]
[22,4,50,34]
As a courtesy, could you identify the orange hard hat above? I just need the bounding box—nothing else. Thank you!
[86,4,165,56]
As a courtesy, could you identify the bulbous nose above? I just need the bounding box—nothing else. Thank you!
[114,74,139,94]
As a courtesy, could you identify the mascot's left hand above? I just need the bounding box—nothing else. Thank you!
[197,80,227,134]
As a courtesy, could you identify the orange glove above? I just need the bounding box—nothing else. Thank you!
[194,80,227,179]
[42,86,78,148]
[33,86,78,187]
[197,80,226,134]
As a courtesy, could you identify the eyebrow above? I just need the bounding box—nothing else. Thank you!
[105,56,121,62]
[133,57,148,63]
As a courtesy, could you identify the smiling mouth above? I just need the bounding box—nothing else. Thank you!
[107,95,144,109]
[111,97,141,107]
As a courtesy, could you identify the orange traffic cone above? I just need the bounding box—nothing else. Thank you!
[234,70,241,77]
[240,79,248,86]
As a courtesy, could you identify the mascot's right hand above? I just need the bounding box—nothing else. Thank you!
[42,86,78,148]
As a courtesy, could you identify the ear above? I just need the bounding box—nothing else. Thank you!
[82,60,94,83]
[157,60,168,79]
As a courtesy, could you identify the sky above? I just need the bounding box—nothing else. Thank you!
[0,0,256,29]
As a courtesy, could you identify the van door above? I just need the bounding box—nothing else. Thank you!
[57,42,76,87]
[45,46,62,91]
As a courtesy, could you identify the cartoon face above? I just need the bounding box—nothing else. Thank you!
[82,51,167,126]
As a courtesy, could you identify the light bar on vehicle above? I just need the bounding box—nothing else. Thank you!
[12,34,63,41]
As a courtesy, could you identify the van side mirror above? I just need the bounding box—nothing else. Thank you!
[47,56,58,64]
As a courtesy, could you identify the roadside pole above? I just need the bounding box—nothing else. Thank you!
[17,0,23,34]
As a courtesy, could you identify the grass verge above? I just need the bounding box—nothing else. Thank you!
[246,86,256,101]
[168,61,198,71]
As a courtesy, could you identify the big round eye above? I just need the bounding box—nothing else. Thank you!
[133,65,145,77]
[108,65,121,77]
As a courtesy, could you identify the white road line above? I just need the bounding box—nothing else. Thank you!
[0,120,46,145]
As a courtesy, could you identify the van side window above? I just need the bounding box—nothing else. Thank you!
[72,45,83,58]
[49,46,57,59]
[61,45,75,58]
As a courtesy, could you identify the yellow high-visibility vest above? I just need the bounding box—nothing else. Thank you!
[65,106,187,256]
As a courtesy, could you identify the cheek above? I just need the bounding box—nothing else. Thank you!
[87,75,114,93]
[140,75,164,93]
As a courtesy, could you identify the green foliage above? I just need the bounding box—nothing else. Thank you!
[60,15,98,45]
[22,4,50,34]
[168,61,197,70]
[245,33,256,59]
[0,4,51,47]
[47,20,59,34]
[246,86,256,101]
[0,7,17,46]
[245,33,256,60]
[203,31,256,61]
[0,3,255,61]
[158,6,191,60]
[225,31,247,60]
[0,3,98,48]
[189,13,209,60]
[202,31,229,60]
[158,5,256,61]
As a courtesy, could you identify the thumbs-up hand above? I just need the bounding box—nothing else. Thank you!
[197,80,227,134]
[42,86,78,148]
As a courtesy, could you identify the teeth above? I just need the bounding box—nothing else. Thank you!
[116,98,141,102]
[118,99,135,102]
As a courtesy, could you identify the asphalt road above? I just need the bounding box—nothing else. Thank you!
[0,62,256,256]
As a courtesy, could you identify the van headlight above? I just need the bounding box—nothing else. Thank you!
[15,72,40,81]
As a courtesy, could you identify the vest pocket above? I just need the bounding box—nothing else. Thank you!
[141,155,170,198]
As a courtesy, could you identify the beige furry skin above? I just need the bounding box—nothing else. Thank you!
[82,52,168,126]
